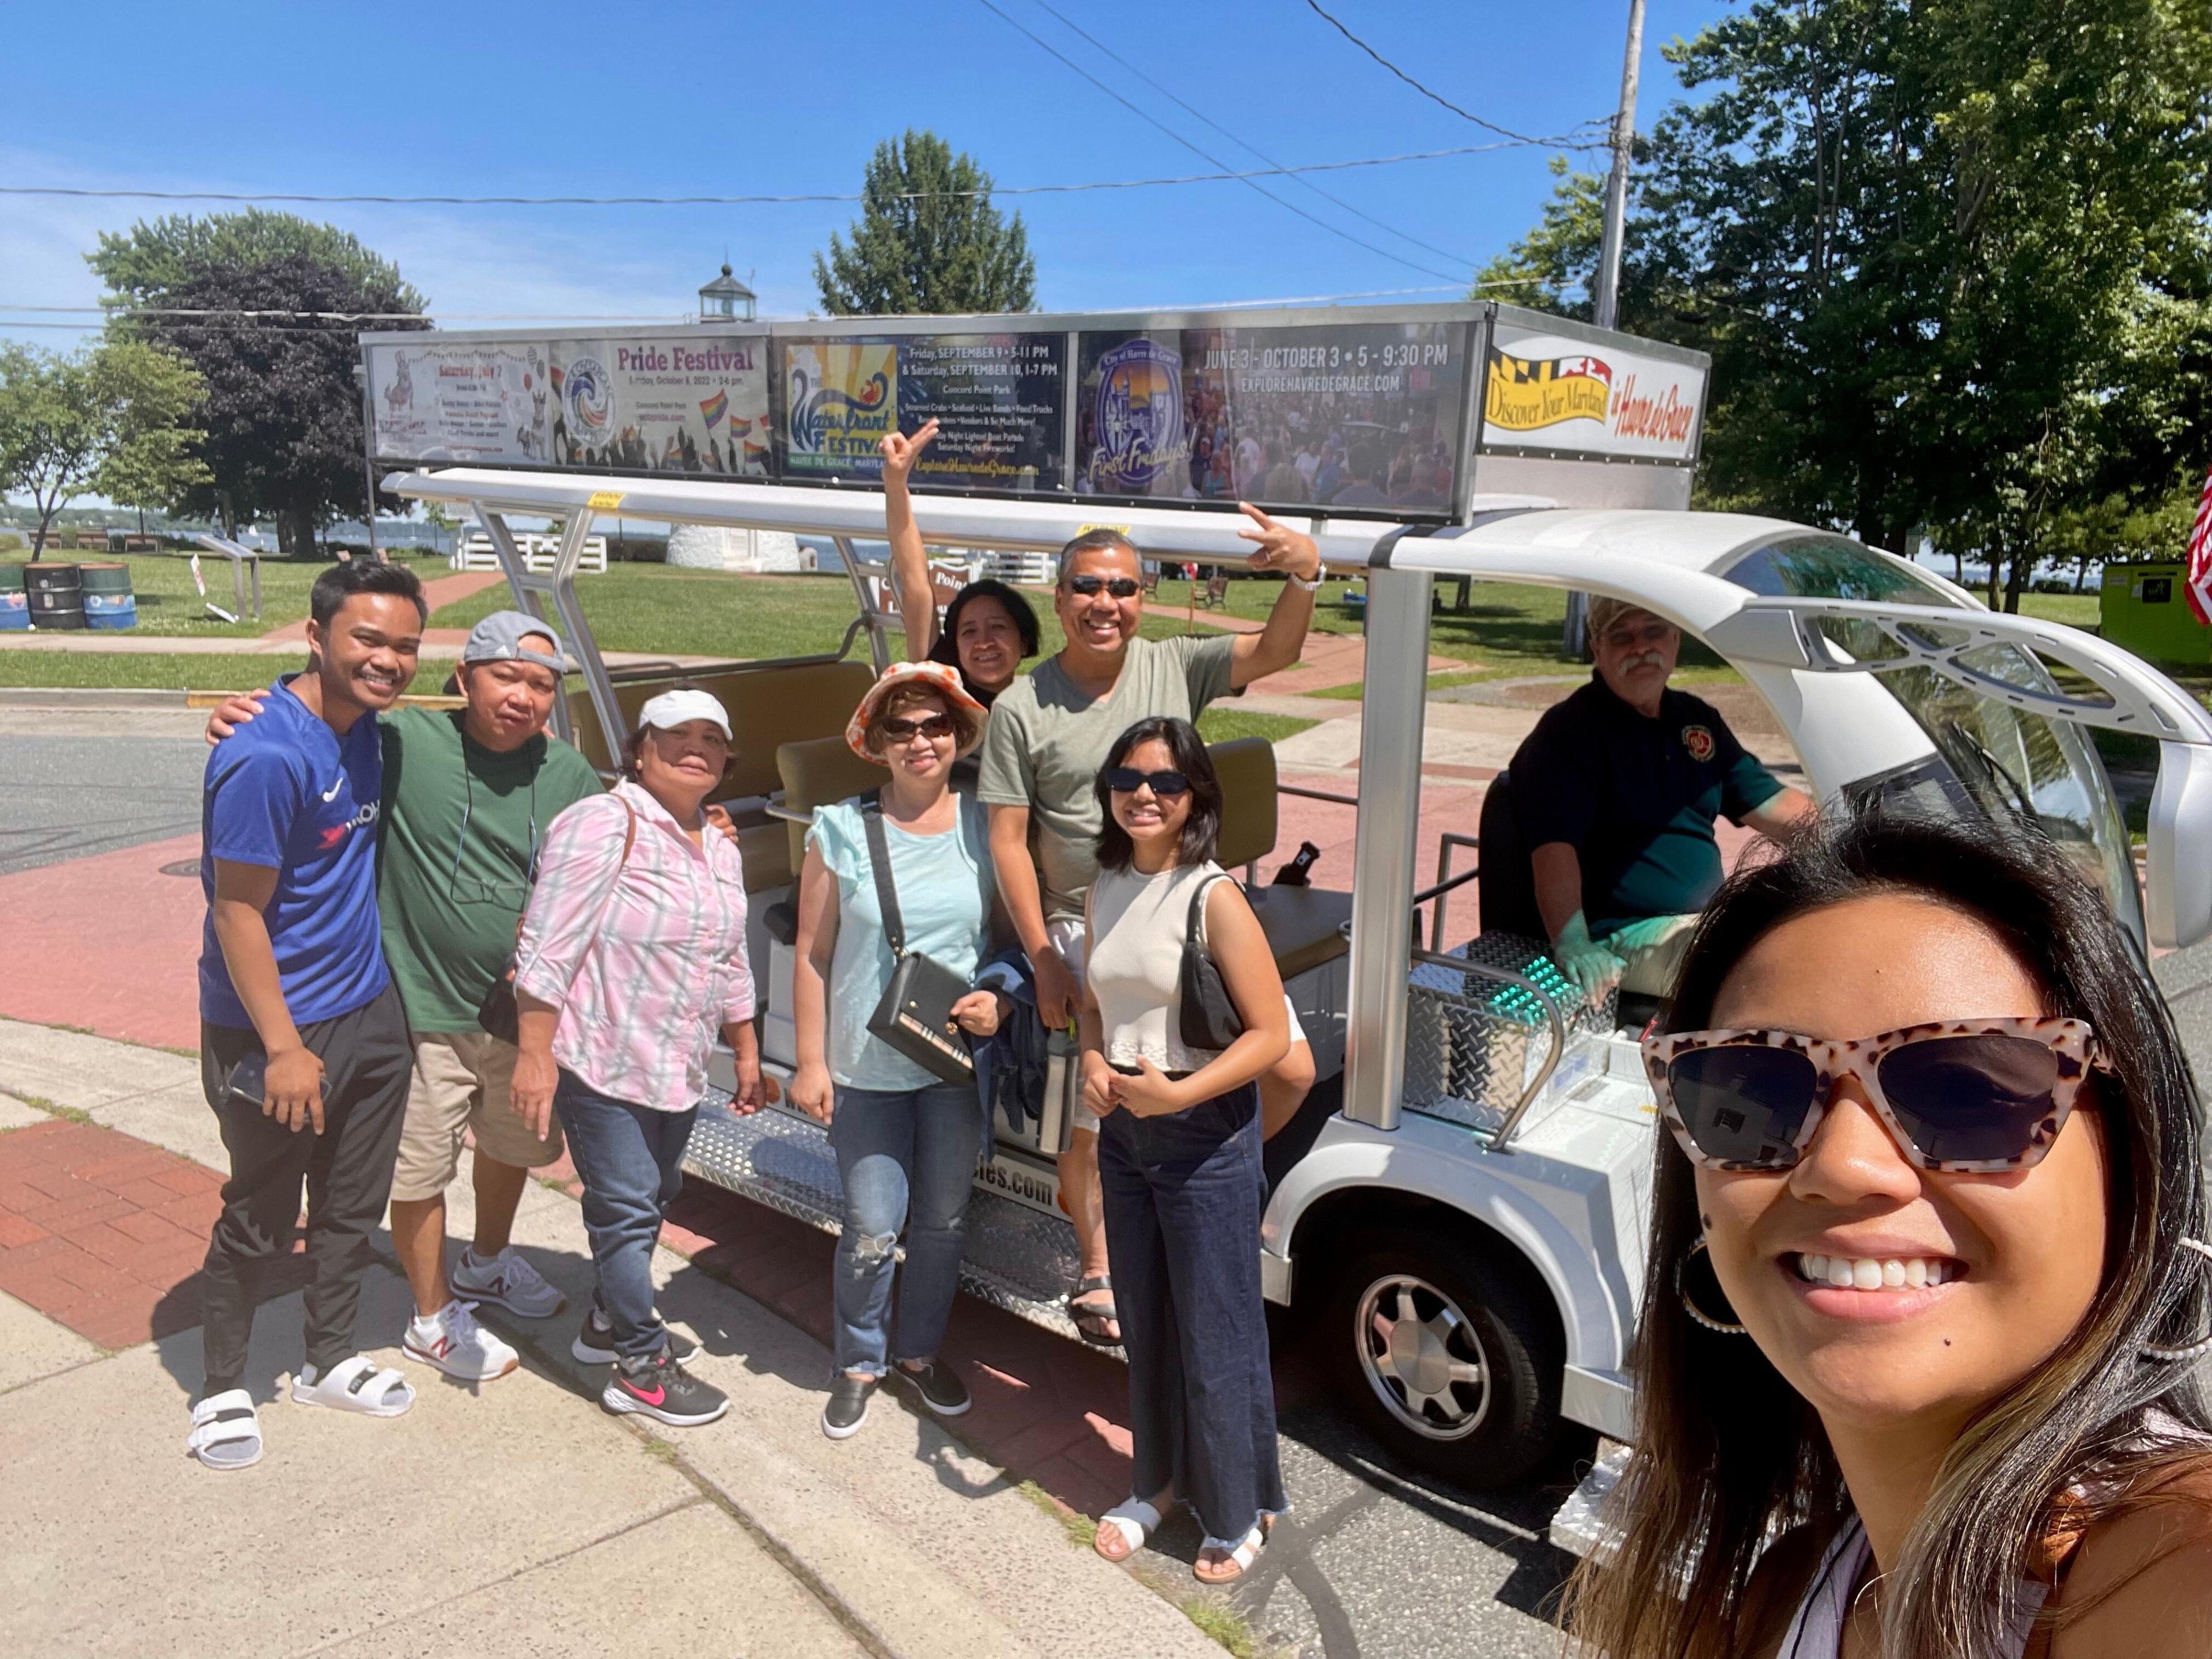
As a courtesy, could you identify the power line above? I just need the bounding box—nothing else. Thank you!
[973,0,1464,282]
[1,304,677,322]
[0,141,1558,211]
[1302,0,1604,147]
[1021,0,1476,269]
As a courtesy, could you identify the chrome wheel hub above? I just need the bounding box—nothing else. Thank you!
[1354,1273,1489,1440]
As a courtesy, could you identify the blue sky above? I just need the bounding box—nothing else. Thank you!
[3,0,1728,341]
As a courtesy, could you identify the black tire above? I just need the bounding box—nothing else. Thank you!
[1315,1226,1563,1490]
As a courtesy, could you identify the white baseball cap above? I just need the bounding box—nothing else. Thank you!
[635,687,732,740]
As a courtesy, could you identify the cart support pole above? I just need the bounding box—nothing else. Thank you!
[1342,560,1432,1132]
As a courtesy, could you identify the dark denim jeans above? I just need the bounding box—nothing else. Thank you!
[1097,1081,1286,1543]
[829,1081,981,1377]
[554,1070,698,1363]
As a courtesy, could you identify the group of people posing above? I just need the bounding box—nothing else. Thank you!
[182,419,2212,1639]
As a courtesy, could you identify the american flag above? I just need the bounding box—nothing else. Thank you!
[2189,464,2212,627]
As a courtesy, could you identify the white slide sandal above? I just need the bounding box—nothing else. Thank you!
[186,1389,263,1470]
[1094,1495,1169,1563]
[291,1354,415,1417]
[1194,1521,1268,1584]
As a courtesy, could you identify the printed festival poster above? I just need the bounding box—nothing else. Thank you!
[369,340,551,464]
[1075,321,1469,517]
[1480,327,1706,462]
[547,335,770,477]
[780,335,1064,490]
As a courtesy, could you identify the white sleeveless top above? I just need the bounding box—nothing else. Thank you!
[1778,1520,2043,1659]
[1088,861,1227,1073]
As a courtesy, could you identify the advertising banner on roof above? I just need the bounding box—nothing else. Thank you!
[1480,323,1706,463]
[369,340,552,465]
[1074,320,1471,516]
[776,332,1066,491]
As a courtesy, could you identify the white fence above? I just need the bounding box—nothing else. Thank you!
[452,531,608,574]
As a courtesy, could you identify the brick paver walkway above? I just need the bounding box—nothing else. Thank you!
[0,1118,302,1349]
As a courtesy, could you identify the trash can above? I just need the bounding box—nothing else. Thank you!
[79,561,138,630]
[0,564,27,632]
[25,562,85,631]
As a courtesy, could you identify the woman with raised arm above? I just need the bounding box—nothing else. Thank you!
[788,662,1004,1441]
[1078,715,1290,1586]
[1564,806,2212,1659]
[880,418,1042,710]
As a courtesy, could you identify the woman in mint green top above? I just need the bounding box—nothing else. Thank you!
[790,662,1005,1440]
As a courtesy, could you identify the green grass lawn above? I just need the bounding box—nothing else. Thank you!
[0,650,308,691]
[0,551,449,638]
[430,567,1226,662]
[1149,575,1368,637]
[1195,707,1318,745]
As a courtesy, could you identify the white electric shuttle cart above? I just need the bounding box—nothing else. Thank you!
[371,302,2212,1501]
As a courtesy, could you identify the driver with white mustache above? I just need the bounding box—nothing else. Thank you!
[1508,597,1812,1003]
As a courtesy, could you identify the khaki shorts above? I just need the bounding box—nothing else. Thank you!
[388,1029,564,1202]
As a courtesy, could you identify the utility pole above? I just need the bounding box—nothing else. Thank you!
[1566,0,1648,660]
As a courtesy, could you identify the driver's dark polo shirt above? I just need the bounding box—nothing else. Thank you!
[1509,673,1784,935]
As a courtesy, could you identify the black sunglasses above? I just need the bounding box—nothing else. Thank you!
[1069,575,1142,599]
[1105,767,1190,797]
[880,713,955,742]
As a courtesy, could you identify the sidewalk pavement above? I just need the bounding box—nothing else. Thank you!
[0,1019,1231,1659]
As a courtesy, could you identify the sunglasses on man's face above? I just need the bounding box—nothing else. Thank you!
[1068,575,1142,599]
[1105,767,1191,798]
[880,714,955,743]
[1643,1016,2103,1175]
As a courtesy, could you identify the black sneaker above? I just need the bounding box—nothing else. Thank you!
[603,1350,728,1427]
[894,1359,971,1417]
[821,1372,878,1440]
[572,1307,700,1367]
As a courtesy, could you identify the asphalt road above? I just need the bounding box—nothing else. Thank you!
[8,709,2211,1659]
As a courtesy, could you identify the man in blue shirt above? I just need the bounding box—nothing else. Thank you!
[186,559,427,1472]
[1509,596,1813,1003]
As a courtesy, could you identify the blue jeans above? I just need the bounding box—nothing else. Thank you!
[829,1081,981,1377]
[1097,1081,1286,1543]
[554,1070,698,1363]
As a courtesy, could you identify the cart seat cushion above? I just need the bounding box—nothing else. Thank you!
[776,735,886,870]
[1209,737,1279,873]
[567,658,877,797]
[1245,884,1353,982]
[734,820,793,895]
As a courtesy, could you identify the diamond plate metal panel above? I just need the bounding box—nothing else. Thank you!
[1404,933,1616,1131]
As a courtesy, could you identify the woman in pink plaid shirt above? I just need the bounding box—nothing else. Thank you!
[511,687,764,1429]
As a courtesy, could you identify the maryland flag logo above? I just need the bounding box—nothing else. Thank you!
[1681,725,1716,763]
[1484,350,1613,433]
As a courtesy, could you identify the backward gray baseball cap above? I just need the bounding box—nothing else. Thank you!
[463,611,567,673]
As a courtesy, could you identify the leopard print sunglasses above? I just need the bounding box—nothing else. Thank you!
[1642,1017,2105,1174]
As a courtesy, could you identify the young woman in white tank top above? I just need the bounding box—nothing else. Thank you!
[1077,717,1291,1589]
[1559,809,2212,1659]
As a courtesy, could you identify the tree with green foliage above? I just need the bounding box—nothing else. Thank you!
[814,131,1037,316]
[88,211,427,556]
[0,339,207,558]
[1484,0,2212,610]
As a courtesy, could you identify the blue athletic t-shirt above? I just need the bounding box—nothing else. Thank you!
[198,675,391,1029]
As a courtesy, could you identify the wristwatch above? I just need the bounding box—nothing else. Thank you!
[1287,570,1324,592]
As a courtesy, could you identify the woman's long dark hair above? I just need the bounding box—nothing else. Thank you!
[1093,716,1221,873]
[928,579,1040,706]
[1563,806,2211,1659]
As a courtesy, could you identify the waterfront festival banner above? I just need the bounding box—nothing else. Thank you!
[1481,324,1706,463]
[546,335,770,477]
[778,334,1064,489]
[1075,320,1471,517]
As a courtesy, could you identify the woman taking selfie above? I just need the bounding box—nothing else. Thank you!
[510,688,763,1430]
[790,663,1004,1441]
[1078,716,1290,1585]
[880,419,1042,710]
[1565,808,2212,1658]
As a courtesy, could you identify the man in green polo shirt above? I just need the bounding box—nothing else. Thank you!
[209,612,600,1382]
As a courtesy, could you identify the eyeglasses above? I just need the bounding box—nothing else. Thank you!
[1105,767,1191,798]
[880,713,955,743]
[1068,575,1142,599]
[1643,1017,2104,1174]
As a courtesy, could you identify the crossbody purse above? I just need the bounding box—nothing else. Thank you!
[860,791,984,1086]
[478,796,638,1043]
[1177,871,1247,1052]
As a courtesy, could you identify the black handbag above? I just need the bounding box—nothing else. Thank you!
[860,793,983,1086]
[1177,872,1248,1052]
[478,798,637,1044]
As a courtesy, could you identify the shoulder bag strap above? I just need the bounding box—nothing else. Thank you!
[1185,869,1227,951]
[859,790,907,959]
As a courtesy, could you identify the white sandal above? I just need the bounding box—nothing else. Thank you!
[1194,1520,1268,1584]
[1094,1495,1171,1562]
[186,1388,263,1470]
[291,1354,415,1417]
